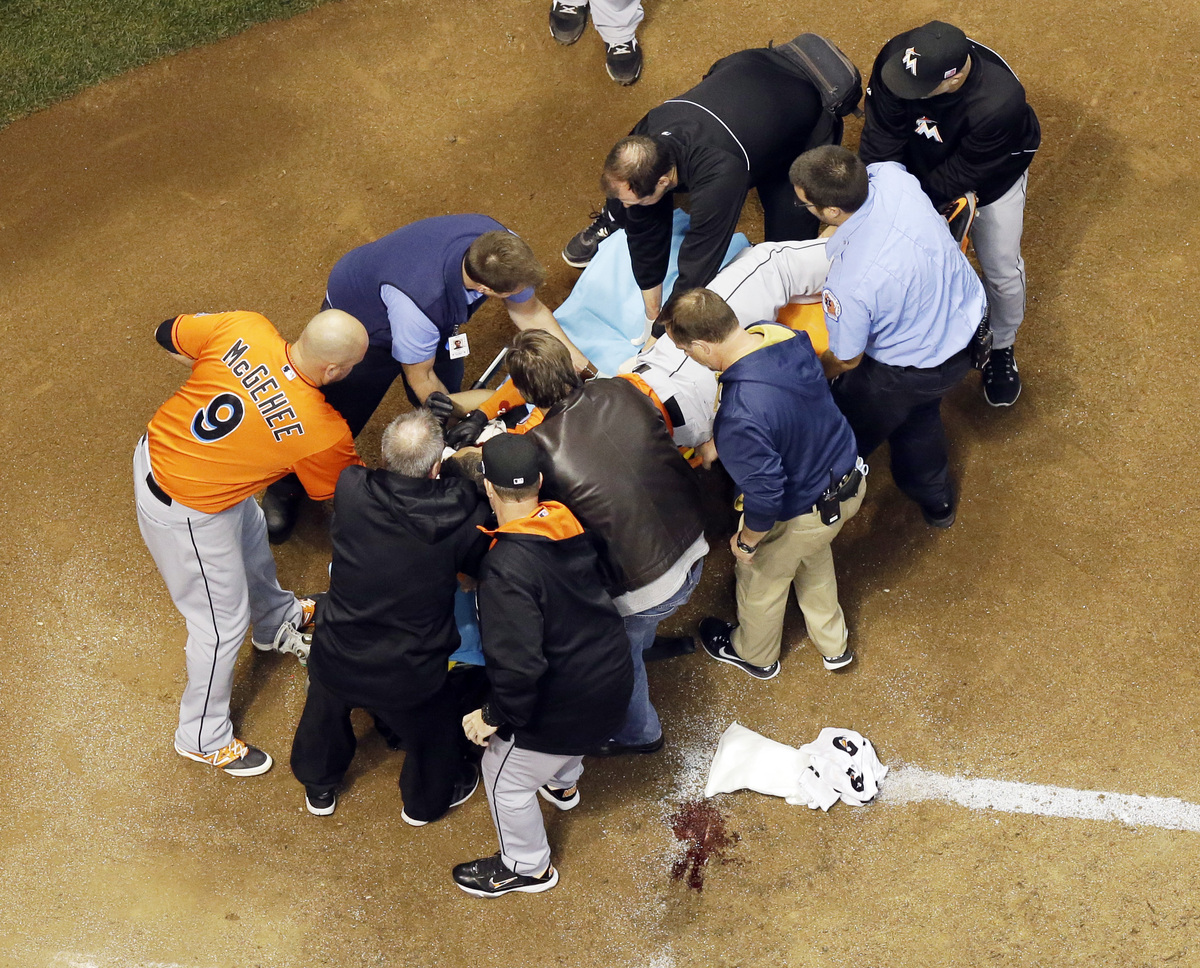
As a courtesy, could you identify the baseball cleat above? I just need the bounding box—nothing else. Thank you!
[452,854,559,898]
[822,647,855,672]
[982,345,1021,407]
[174,738,273,776]
[605,38,643,85]
[549,0,588,45]
[305,789,337,816]
[698,617,780,680]
[562,208,618,267]
[538,783,581,811]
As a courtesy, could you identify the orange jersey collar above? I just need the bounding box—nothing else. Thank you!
[479,500,584,544]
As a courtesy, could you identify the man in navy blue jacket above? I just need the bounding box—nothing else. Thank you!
[661,288,866,679]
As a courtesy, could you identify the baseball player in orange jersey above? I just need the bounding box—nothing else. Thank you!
[135,309,367,776]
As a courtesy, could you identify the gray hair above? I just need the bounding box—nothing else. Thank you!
[381,409,444,478]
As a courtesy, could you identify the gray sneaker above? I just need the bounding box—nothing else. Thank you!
[252,620,312,666]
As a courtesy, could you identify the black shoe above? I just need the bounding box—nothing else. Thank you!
[643,634,696,663]
[982,345,1021,407]
[562,208,618,267]
[537,783,580,811]
[402,764,478,826]
[605,38,643,86]
[305,789,337,816]
[261,486,301,544]
[589,734,664,757]
[822,647,854,672]
[920,500,957,528]
[452,853,559,898]
[549,0,588,44]
[698,618,780,680]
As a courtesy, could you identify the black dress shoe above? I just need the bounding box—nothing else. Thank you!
[589,734,664,757]
[261,484,302,544]
[920,500,957,528]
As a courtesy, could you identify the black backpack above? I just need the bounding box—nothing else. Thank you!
[768,33,863,149]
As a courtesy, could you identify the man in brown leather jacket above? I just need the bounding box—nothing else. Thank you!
[505,330,708,757]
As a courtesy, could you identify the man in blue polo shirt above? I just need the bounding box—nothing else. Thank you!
[263,214,596,541]
[790,146,985,528]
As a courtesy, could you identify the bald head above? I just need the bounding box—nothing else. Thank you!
[292,309,368,386]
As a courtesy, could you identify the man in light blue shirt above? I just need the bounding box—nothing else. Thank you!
[790,147,986,527]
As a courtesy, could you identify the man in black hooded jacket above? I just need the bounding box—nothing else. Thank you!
[290,408,491,821]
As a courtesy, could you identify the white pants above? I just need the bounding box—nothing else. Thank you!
[972,171,1029,350]
[134,437,301,754]
[587,0,643,45]
[482,734,584,875]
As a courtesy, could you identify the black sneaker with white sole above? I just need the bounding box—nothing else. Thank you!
[305,789,337,816]
[402,764,479,826]
[452,853,559,898]
[698,617,780,681]
[822,647,854,672]
[549,0,588,44]
[562,208,618,267]
[605,38,643,85]
[982,345,1021,407]
[538,783,580,811]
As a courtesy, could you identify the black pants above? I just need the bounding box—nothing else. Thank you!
[831,349,972,509]
[290,674,475,823]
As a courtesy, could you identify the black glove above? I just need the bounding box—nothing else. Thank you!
[424,391,456,424]
[445,409,489,448]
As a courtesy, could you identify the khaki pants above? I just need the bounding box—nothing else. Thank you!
[731,482,864,667]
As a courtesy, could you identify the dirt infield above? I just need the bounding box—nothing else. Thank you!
[2,1,1199,966]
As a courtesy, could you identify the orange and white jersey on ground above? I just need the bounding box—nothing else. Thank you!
[146,311,362,513]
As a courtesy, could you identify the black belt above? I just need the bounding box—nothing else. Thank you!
[146,472,172,506]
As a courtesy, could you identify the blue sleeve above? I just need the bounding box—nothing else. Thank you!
[504,286,535,305]
[381,284,440,364]
[822,277,871,361]
[715,409,785,532]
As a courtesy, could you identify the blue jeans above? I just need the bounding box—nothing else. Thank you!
[611,558,704,745]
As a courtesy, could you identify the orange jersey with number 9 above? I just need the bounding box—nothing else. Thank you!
[146,311,362,513]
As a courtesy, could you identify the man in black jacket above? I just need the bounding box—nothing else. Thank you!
[290,409,491,820]
[454,434,633,898]
[859,21,1040,407]
[561,39,841,339]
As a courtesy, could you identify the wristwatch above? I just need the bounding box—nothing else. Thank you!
[736,534,759,555]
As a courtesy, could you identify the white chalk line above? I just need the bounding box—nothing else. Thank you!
[53,955,214,968]
[882,765,1200,832]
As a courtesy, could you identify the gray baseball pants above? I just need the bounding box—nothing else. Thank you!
[972,171,1029,350]
[134,436,302,755]
[588,0,643,45]
[482,734,584,876]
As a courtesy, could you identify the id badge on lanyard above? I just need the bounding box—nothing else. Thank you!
[447,331,470,360]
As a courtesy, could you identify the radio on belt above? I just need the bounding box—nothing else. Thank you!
[818,469,842,526]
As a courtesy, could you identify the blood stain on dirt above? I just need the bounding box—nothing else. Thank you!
[669,799,740,890]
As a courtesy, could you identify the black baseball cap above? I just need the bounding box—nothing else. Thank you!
[881,22,970,99]
[482,433,540,489]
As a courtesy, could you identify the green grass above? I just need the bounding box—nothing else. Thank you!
[0,0,333,127]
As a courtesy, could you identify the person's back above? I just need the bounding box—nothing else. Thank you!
[310,465,489,709]
[528,376,704,597]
